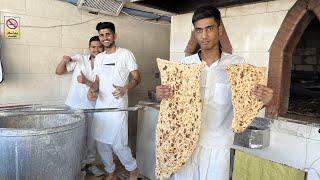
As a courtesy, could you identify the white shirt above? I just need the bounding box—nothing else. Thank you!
[65,54,96,109]
[93,47,138,108]
[92,47,138,144]
[181,52,245,148]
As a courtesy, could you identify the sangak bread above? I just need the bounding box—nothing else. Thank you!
[226,64,266,133]
[156,58,206,179]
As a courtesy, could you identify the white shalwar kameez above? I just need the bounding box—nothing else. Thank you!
[93,47,138,173]
[65,54,97,164]
[172,52,244,180]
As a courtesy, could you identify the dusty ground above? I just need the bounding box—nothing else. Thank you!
[83,162,149,180]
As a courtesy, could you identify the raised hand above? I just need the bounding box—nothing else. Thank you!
[252,84,274,106]
[156,85,172,100]
[112,84,128,99]
[77,71,88,84]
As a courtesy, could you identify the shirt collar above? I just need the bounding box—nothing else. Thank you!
[197,50,225,67]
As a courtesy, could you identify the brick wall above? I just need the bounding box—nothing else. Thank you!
[292,19,320,73]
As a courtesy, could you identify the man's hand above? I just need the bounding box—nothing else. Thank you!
[112,84,128,99]
[156,85,172,100]
[77,71,88,84]
[55,55,72,75]
[252,84,274,106]
[62,55,72,64]
[91,75,99,91]
[87,88,98,101]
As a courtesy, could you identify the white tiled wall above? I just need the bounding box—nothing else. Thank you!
[170,52,186,62]
[0,0,26,14]
[26,0,82,21]
[0,0,170,105]
[2,44,30,74]
[226,2,267,17]
[233,52,270,70]
[267,0,297,12]
[223,11,288,52]
[170,13,193,53]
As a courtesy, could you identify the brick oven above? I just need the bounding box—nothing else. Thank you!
[266,0,320,122]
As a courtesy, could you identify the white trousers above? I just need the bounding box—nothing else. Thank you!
[82,113,97,165]
[96,121,137,173]
[171,145,230,180]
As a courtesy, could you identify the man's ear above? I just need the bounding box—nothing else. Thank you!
[218,23,223,37]
[114,33,117,40]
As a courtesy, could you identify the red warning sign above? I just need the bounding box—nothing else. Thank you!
[6,18,19,29]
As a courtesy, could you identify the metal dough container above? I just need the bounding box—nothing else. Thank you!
[0,111,86,180]
[234,117,270,149]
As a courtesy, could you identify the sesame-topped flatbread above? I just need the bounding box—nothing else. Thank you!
[226,64,266,133]
[156,58,206,179]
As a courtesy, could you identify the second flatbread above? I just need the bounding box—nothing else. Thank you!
[226,64,266,133]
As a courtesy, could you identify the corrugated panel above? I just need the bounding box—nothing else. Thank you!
[78,0,124,16]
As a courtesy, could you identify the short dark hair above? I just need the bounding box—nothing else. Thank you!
[192,6,221,25]
[96,22,115,34]
[89,36,100,46]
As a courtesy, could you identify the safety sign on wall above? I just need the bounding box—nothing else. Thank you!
[4,16,20,39]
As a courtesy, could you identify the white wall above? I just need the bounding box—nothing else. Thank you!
[0,0,170,105]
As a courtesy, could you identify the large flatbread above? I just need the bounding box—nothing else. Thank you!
[156,58,206,179]
[226,64,266,133]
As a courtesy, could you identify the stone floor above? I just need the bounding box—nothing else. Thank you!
[83,163,149,180]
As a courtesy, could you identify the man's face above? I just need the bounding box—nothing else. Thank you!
[89,41,103,57]
[194,18,220,51]
[98,28,116,48]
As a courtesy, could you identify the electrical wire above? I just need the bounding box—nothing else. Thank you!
[273,120,320,178]
[0,11,170,29]
[20,14,105,29]
[305,156,320,179]
[121,11,170,26]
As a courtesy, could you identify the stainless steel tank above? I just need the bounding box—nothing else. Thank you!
[0,111,86,180]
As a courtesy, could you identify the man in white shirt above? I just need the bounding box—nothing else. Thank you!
[156,6,274,180]
[87,22,141,180]
[55,36,104,176]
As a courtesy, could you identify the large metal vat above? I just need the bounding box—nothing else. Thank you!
[0,111,86,180]
[136,101,160,180]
